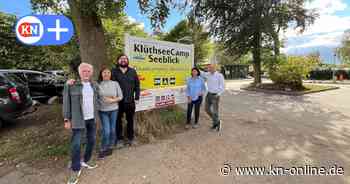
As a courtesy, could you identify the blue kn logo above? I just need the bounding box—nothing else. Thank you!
[15,15,74,46]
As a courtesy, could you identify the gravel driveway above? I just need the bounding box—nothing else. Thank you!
[1,80,349,184]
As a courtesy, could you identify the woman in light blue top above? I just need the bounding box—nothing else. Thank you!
[186,67,206,129]
[97,67,123,159]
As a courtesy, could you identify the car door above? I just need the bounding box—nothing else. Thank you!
[0,75,9,123]
[40,73,57,96]
[0,75,9,107]
[25,72,45,98]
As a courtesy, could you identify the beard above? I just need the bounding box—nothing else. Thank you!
[119,62,129,68]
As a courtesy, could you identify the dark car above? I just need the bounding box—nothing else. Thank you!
[0,70,65,102]
[44,70,68,78]
[0,72,33,128]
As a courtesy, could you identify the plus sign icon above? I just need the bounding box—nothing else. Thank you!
[15,15,74,46]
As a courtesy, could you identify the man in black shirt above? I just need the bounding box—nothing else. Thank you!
[112,54,140,147]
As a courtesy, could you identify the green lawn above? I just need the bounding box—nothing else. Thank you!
[302,84,337,93]
[242,83,339,95]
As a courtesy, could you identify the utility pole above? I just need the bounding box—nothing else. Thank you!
[333,53,336,83]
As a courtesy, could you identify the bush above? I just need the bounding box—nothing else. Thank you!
[269,56,319,90]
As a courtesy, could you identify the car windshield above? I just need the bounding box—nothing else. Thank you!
[0,75,8,86]
[45,73,57,80]
[57,72,65,76]
[4,73,26,85]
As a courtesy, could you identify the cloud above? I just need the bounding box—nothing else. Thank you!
[284,15,350,38]
[282,0,350,55]
[305,0,347,15]
[127,16,145,30]
[283,31,344,52]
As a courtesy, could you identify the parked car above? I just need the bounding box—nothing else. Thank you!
[44,70,67,78]
[0,70,65,102]
[0,72,33,128]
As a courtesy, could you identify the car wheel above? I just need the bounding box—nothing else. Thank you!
[47,96,59,105]
[37,98,50,104]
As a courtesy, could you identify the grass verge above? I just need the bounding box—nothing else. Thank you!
[241,83,339,96]
[0,103,186,170]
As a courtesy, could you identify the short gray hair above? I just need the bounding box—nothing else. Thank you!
[78,62,93,73]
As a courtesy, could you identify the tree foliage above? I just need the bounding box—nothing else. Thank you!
[30,0,186,77]
[103,13,148,66]
[337,29,350,66]
[191,0,317,85]
[162,18,211,65]
[213,42,252,65]
[0,11,147,71]
[137,0,190,30]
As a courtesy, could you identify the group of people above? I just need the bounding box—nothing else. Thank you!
[63,54,140,184]
[185,64,225,131]
[62,54,225,184]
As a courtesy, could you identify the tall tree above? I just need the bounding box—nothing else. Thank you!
[192,0,317,85]
[31,0,185,77]
[212,42,252,65]
[337,29,350,66]
[162,18,211,65]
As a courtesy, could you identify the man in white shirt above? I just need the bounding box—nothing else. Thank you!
[201,64,225,131]
[63,63,99,184]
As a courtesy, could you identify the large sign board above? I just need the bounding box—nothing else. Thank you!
[125,34,194,111]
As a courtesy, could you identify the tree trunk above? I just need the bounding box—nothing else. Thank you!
[272,30,280,57]
[253,52,262,85]
[68,0,108,78]
[252,32,262,85]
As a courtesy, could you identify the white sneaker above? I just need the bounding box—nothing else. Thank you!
[217,120,222,131]
[67,170,81,184]
[81,161,98,169]
[192,124,200,129]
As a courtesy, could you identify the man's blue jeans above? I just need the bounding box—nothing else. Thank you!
[99,110,118,151]
[71,119,96,171]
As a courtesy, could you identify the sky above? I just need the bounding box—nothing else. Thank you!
[1,0,349,63]
[124,0,188,33]
[0,0,187,33]
[281,0,350,63]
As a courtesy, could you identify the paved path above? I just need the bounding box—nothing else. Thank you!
[1,80,350,184]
